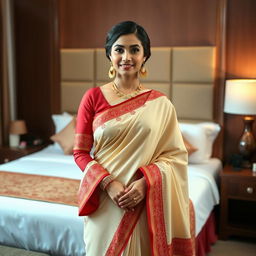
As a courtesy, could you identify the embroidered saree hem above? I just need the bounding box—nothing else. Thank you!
[140,164,195,256]
[78,161,109,216]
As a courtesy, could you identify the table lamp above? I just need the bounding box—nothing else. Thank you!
[9,120,28,147]
[224,79,256,167]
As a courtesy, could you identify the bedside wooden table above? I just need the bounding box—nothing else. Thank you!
[219,165,256,239]
[0,145,46,164]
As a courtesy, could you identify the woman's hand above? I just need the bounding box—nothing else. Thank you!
[118,177,147,210]
[105,180,126,206]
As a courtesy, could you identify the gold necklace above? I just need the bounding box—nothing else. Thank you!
[112,82,142,99]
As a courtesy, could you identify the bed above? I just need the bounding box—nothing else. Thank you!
[0,46,222,256]
[0,144,221,256]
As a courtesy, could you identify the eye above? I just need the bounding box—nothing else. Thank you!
[130,47,140,54]
[115,47,124,53]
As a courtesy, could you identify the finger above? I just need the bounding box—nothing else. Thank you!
[119,189,136,201]
[121,186,136,196]
[118,193,131,202]
[119,198,138,208]
[120,200,136,209]
[120,197,139,209]
[118,197,131,206]
[124,182,135,193]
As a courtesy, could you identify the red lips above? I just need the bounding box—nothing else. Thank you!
[120,64,134,70]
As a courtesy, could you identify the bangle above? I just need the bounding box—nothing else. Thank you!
[100,175,114,191]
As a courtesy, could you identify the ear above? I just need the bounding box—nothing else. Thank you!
[143,57,146,63]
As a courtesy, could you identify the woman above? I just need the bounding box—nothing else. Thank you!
[74,21,195,256]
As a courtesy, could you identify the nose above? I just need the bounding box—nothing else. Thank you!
[122,50,131,61]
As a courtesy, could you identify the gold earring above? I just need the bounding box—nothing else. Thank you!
[108,64,116,79]
[140,65,147,78]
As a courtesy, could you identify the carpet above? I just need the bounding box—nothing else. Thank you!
[207,238,256,256]
[0,245,50,256]
[0,171,80,206]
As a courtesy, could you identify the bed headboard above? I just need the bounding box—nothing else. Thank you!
[60,46,215,122]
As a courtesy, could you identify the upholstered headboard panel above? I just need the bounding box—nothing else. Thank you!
[60,47,215,121]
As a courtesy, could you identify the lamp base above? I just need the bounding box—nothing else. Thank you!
[239,116,256,165]
[9,134,20,148]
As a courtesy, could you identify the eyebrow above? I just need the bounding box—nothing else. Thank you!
[114,44,141,48]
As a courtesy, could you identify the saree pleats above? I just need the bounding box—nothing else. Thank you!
[122,206,151,256]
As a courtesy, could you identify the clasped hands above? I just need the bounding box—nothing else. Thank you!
[105,177,147,211]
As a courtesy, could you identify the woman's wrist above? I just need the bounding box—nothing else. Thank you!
[100,175,114,191]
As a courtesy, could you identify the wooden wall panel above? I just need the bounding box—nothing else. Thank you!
[226,0,256,78]
[11,0,256,162]
[59,0,218,48]
[13,0,60,141]
[224,0,256,162]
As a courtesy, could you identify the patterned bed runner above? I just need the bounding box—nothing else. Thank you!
[0,171,80,206]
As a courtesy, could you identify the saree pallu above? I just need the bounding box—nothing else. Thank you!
[75,89,195,256]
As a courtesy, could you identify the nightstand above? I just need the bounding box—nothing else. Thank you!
[219,165,256,239]
[0,145,46,164]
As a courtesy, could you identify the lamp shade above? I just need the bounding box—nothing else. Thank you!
[224,79,256,115]
[9,120,27,135]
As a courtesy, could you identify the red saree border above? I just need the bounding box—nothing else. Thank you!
[140,164,195,256]
[78,163,109,216]
[106,204,144,256]
[168,201,195,255]
[93,90,164,132]
[189,200,196,254]
[74,133,93,151]
[140,164,168,255]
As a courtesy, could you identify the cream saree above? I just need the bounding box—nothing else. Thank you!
[76,90,195,256]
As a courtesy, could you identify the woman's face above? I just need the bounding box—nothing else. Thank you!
[110,33,146,78]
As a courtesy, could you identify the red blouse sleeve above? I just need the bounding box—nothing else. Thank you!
[73,89,95,171]
[73,87,109,171]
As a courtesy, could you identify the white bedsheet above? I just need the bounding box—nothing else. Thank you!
[188,159,221,235]
[0,145,221,255]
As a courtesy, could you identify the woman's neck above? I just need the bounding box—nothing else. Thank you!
[114,76,141,92]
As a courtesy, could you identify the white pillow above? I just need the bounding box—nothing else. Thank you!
[52,112,73,133]
[51,112,73,151]
[179,122,221,164]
